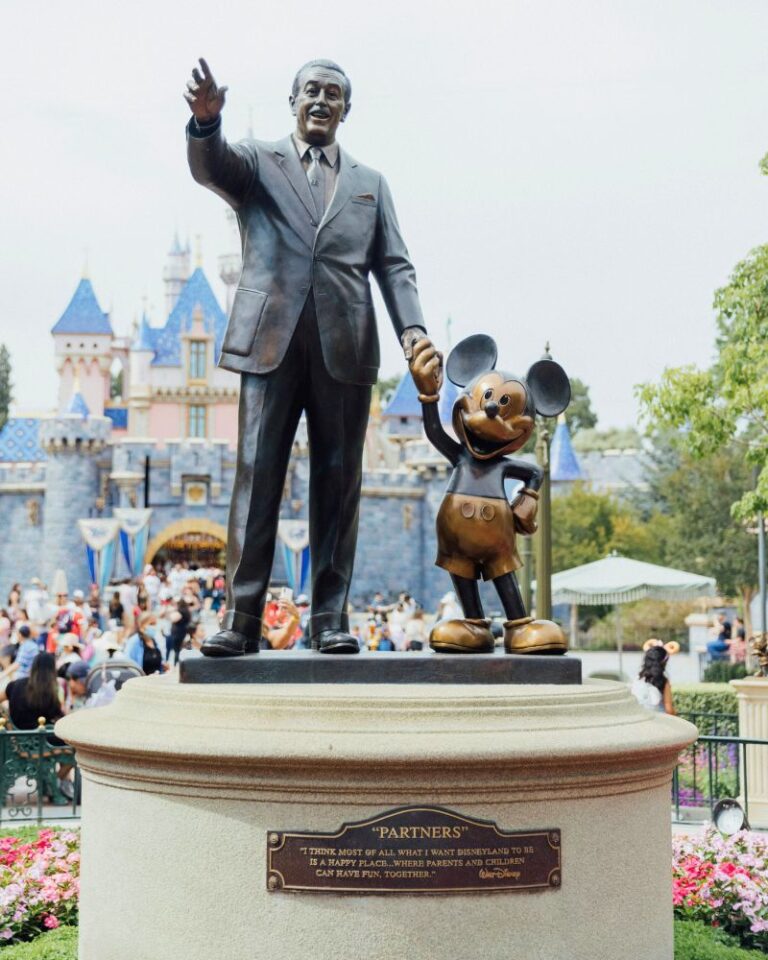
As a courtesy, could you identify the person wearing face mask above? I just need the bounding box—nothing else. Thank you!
[124,612,167,676]
[184,57,440,657]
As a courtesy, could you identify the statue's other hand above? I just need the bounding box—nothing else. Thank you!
[183,57,228,123]
[410,338,443,398]
[512,492,539,535]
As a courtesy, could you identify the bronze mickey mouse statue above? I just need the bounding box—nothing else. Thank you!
[410,333,570,655]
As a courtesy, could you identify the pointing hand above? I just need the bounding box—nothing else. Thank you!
[183,58,228,123]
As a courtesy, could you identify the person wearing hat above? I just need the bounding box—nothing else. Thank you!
[90,630,121,665]
[22,578,50,626]
[56,633,83,679]
[65,660,90,712]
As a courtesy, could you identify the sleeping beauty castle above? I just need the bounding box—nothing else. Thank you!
[0,231,641,608]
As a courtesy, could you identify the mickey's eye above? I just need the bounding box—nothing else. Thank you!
[499,395,510,406]
[483,389,493,400]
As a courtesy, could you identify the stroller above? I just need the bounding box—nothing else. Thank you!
[85,659,145,708]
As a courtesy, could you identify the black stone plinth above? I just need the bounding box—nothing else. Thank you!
[179,650,582,685]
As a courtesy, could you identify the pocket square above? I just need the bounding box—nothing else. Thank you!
[354,193,376,202]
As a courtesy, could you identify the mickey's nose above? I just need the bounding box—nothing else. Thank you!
[484,401,499,419]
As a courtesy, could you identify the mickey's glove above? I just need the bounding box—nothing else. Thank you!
[409,337,444,403]
[512,489,539,535]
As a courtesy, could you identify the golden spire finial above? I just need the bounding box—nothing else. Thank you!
[195,234,203,268]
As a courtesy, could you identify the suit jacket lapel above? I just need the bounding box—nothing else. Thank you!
[273,136,317,222]
[320,149,358,229]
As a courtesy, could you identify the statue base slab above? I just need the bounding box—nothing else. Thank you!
[57,677,696,960]
[179,649,582,685]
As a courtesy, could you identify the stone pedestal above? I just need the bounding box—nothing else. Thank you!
[731,676,768,827]
[57,677,695,960]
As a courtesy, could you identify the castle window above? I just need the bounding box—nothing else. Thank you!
[189,404,206,438]
[189,341,207,380]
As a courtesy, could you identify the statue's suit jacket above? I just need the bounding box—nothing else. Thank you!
[187,121,424,386]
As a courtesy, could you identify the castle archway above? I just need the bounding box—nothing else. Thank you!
[145,518,227,569]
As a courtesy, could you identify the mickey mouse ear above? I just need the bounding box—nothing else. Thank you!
[446,335,498,388]
[526,359,571,417]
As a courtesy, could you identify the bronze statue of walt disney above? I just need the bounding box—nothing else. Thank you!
[411,334,570,655]
[184,58,440,656]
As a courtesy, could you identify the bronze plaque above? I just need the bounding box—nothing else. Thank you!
[267,806,561,893]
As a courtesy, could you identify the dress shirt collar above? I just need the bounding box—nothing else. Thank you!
[292,134,339,168]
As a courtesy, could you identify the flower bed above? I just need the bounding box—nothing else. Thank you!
[0,829,79,944]
[673,829,768,951]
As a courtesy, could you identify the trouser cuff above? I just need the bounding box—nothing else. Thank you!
[309,611,350,636]
[221,610,263,639]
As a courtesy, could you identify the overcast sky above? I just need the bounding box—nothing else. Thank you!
[2,0,767,427]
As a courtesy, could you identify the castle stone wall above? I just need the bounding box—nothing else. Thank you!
[39,416,111,592]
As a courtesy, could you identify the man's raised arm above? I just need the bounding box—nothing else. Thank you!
[184,58,257,208]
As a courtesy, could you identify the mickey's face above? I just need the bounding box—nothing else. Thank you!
[453,371,535,460]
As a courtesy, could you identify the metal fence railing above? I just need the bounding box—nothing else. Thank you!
[0,721,81,826]
[672,733,768,827]
[678,711,739,737]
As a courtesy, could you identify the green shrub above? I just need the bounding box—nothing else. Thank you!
[675,683,739,735]
[703,662,749,684]
[675,920,765,959]
[0,827,49,843]
[1,926,77,959]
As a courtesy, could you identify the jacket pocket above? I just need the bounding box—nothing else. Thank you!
[223,287,268,357]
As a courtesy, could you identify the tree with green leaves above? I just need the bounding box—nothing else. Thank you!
[638,155,768,521]
[634,441,758,623]
[0,345,12,432]
[551,483,665,572]
[376,373,401,405]
[567,377,598,434]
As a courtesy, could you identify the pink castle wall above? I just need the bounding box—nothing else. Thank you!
[58,359,106,416]
[149,404,182,440]
[212,405,238,449]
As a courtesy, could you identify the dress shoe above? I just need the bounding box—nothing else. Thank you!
[202,629,260,658]
[503,617,567,655]
[429,618,494,654]
[315,629,360,654]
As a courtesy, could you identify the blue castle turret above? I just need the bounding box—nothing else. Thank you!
[550,415,583,484]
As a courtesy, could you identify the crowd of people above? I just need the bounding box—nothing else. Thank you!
[705,613,748,664]
[0,566,228,730]
[0,568,467,721]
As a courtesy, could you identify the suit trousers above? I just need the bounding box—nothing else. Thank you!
[221,293,372,640]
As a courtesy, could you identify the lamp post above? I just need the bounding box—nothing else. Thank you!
[520,536,532,613]
[534,421,552,621]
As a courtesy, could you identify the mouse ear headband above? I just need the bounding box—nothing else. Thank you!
[446,335,571,417]
[642,638,680,656]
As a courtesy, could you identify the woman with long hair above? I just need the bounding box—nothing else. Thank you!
[0,652,63,728]
[631,641,677,715]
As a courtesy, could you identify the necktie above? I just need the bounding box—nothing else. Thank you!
[307,146,326,221]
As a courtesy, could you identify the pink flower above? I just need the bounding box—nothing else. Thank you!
[43,915,60,929]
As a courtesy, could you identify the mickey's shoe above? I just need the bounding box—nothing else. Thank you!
[503,617,567,655]
[429,618,494,654]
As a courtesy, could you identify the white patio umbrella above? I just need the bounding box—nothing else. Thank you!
[536,553,717,674]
